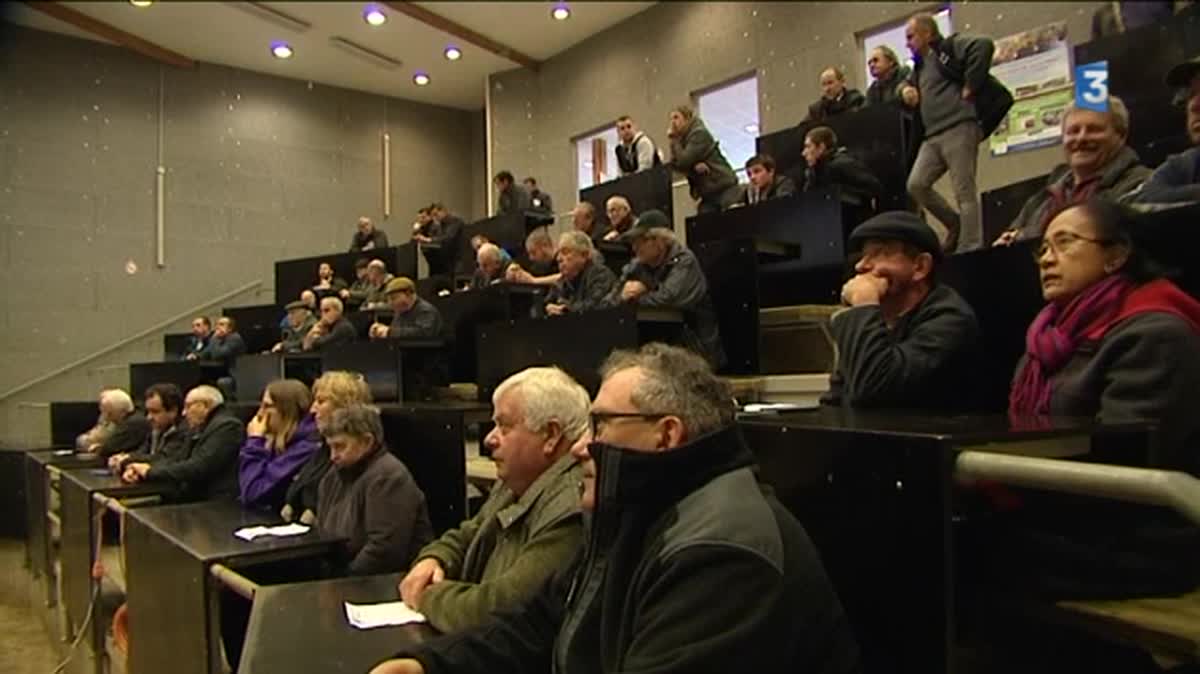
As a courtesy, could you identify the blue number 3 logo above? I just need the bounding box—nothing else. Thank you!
[1075,61,1109,112]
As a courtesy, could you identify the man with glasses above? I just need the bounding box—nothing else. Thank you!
[823,211,981,410]
[371,343,860,674]
[1136,55,1200,204]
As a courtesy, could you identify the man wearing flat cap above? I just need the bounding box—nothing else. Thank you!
[1136,55,1200,204]
[605,210,725,367]
[369,277,444,340]
[272,300,317,353]
[823,211,981,410]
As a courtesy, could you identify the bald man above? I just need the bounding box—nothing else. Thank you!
[349,216,390,252]
[805,67,865,122]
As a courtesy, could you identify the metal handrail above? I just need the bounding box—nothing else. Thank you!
[93,493,161,514]
[211,564,259,600]
[955,451,1200,528]
[0,279,263,402]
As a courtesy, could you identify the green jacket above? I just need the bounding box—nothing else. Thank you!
[416,453,583,632]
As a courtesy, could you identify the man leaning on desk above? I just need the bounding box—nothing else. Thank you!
[398,367,589,633]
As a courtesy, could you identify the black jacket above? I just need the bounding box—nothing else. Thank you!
[349,229,390,252]
[802,147,884,202]
[97,411,151,458]
[199,332,246,366]
[909,33,1014,138]
[308,318,357,351]
[737,174,798,206]
[824,284,982,411]
[546,260,618,314]
[283,441,332,520]
[806,89,866,122]
[530,189,554,215]
[866,65,912,108]
[388,298,444,339]
[146,405,245,502]
[117,421,187,470]
[498,185,532,216]
[183,335,209,359]
[400,425,860,674]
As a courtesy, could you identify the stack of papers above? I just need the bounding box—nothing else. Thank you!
[344,601,428,629]
[741,402,818,414]
[233,523,311,541]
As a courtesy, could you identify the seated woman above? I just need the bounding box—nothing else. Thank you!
[1010,199,1200,471]
[994,96,1151,246]
[238,379,321,511]
[280,371,373,524]
[316,404,434,575]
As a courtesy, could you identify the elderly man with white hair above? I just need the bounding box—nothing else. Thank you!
[397,366,589,633]
[303,297,358,352]
[122,384,245,501]
[544,231,618,316]
[470,243,512,290]
[78,388,150,457]
[602,195,636,241]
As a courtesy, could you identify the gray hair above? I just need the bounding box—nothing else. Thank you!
[477,242,502,263]
[493,367,591,446]
[599,343,735,437]
[99,389,134,414]
[320,296,344,313]
[1062,94,1130,138]
[525,228,554,250]
[367,259,387,272]
[323,404,384,444]
[557,230,595,254]
[606,195,631,212]
[186,384,224,408]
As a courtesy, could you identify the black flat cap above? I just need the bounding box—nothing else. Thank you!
[284,300,310,311]
[619,209,672,242]
[1166,55,1200,89]
[848,211,943,261]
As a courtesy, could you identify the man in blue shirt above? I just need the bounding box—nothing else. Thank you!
[1137,56,1200,204]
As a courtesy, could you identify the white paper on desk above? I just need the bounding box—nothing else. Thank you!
[233,523,311,541]
[344,600,427,629]
[742,402,818,413]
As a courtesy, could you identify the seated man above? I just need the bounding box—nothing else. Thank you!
[608,211,725,367]
[196,316,247,367]
[800,126,883,203]
[414,203,465,276]
[823,211,981,410]
[303,297,358,352]
[108,383,188,475]
[342,258,373,310]
[805,66,865,122]
[272,300,316,353]
[1136,55,1200,204]
[79,389,150,457]
[735,154,796,206]
[371,344,860,674]
[361,259,395,311]
[183,316,211,359]
[122,385,245,502]
[544,231,618,316]
[312,262,347,301]
[369,277,443,340]
[506,229,559,285]
[571,202,610,246]
[603,195,637,241]
[523,176,554,215]
[349,215,389,252]
[398,367,588,632]
[470,243,511,290]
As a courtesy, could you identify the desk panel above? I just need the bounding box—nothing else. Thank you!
[275,244,417,307]
[579,165,674,229]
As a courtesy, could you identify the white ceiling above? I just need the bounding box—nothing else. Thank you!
[3,1,655,110]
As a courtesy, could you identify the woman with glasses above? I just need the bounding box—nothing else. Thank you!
[1010,199,1200,471]
[237,379,321,511]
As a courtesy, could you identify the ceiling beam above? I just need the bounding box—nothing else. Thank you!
[384,2,541,71]
[23,1,195,68]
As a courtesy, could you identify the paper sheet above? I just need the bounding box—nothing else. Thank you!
[233,523,311,541]
[344,600,427,629]
[742,402,818,413]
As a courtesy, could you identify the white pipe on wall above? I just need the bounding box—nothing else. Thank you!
[156,65,166,268]
[382,131,392,219]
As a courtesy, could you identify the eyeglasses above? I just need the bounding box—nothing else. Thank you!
[589,412,670,437]
[1034,231,1111,260]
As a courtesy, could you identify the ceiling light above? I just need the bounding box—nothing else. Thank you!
[413,71,431,86]
[551,3,571,20]
[444,45,462,61]
[129,0,153,6]
[363,5,387,26]
[743,123,760,135]
[270,41,294,59]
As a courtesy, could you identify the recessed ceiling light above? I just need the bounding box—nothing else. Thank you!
[363,5,387,26]
[413,71,431,86]
[129,0,153,7]
[270,41,294,59]
[743,123,760,135]
[444,45,462,61]
[551,3,570,20]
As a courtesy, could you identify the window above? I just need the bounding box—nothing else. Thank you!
[860,7,952,85]
[695,74,759,181]
[574,126,621,191]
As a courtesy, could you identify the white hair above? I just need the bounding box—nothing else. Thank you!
[186,384,224,408]
[99,389,134,414]
[320,296,344,313]
[606,195,631,211]
[557,230,594,254]
[1062,94,1130,138]
[477,242,502,263]
[526,228,554,249]
[493,367,591,446]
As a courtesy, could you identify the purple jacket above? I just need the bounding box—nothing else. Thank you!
[238,414,322,510]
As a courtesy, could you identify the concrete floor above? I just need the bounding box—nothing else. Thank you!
[0,541,64,674]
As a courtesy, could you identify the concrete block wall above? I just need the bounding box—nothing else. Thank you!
[486,2,1106,234]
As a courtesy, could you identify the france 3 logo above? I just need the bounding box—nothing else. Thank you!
[1075,60,1109,112]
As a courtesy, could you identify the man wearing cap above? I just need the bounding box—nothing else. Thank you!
[823,211,981,410]
[369,277,444,340]
[272,300,317,353]
[607,210,725,367]
[1137,56,1200,204]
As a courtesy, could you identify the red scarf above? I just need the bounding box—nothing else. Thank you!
[1009,277,1200,416]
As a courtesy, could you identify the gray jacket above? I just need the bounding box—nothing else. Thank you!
[866,65,912,108]
[308,317,357,351]
[546,260,618,314]
[146,405,245,502]
[389,297,444,339]
[281,314,316,353]
[498,185,532,216]
[667,117,738,201]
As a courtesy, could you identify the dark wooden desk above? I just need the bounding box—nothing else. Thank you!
[240,574,437,674]
[738,409,1148,674]
[429,284,547,384]
[579,165,674,229]
[274,244,418,307]
[123,500,347,674]
[23,450,102,595]
[223,304,283,355]
[322,339,449,402]
[50,401,100,447]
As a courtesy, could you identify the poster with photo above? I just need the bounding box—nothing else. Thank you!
[988,21,1073,156]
